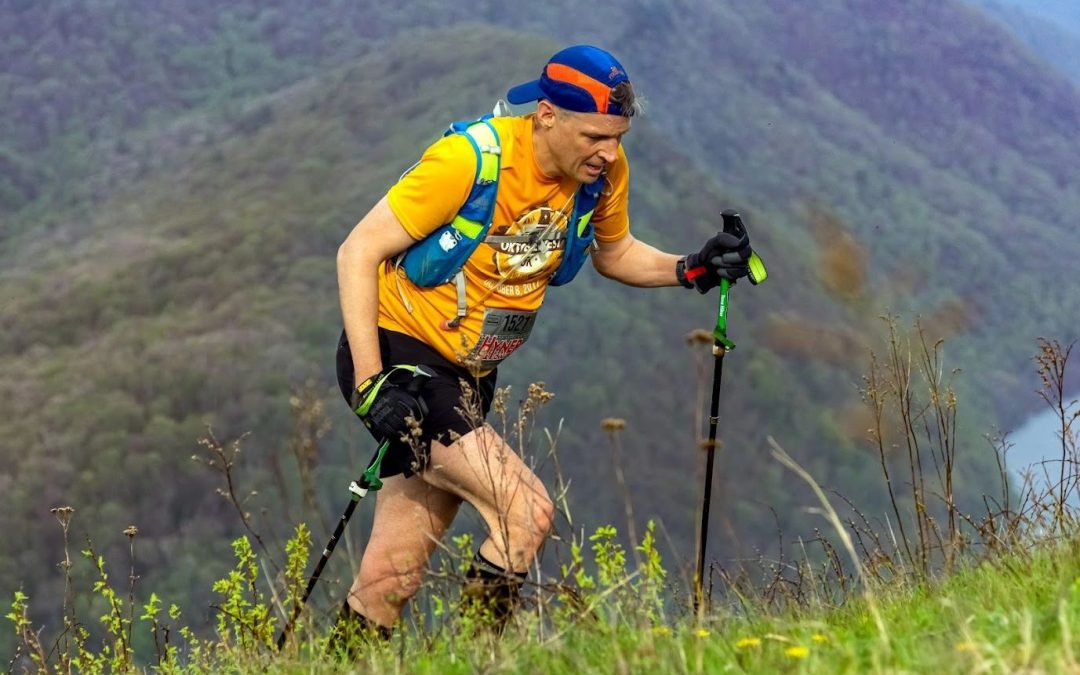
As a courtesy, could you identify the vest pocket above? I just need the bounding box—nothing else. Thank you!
[399,222,480,287]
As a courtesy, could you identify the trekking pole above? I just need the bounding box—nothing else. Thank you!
[693,215,767,615]
[275,366,431,650]
[693,279,734,615]
[275,442,387,650]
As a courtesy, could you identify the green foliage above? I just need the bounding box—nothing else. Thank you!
[5,589,30,637]
[282,523,311,613]
[10,509,1080,672]
[634,521,667,621]
[549,522,667,630]
[140,593,181,671]
[590,525,627,589]
[78,546,134,673]
[211,536,275,653]
[6,589,46,668]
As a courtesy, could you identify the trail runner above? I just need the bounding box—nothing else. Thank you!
[332,44,752,646]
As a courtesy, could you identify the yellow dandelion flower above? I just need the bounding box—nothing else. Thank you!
[811,634,829,643]
[651,626,672,636]
[694,628,711,638]
[785,646,810,659]
[955,642,976,652]
[735,637,762,649]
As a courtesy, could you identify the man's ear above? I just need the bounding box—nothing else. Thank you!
[536,99,557,129]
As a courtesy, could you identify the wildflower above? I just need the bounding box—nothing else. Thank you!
[527,382,555,404]
[651,626,672,636]
[811,633,829,643]
[785,646,809,659]
[735,637,762,649]
[694,628,711,638]
[491,386,509,416]
[601,417,626,431]
[955,642,976,652]
[50,506,75,529]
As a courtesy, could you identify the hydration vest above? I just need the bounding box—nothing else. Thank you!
[396,109,603,326]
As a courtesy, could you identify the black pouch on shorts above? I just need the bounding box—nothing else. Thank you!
[336,328,497,478]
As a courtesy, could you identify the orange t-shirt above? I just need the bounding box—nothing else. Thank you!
[378,114,630,371]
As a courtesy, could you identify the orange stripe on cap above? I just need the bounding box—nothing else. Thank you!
[545,63,611,113]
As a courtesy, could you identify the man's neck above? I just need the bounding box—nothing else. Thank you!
[530,119,561,180]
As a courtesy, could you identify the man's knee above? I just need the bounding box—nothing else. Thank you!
[506,488,555,552]
[356,555,426,609]
[529,493,555,541]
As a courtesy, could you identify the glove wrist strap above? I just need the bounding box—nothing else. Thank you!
[677,255,708,289]
[356,372,379,397]
[353,372,385,416]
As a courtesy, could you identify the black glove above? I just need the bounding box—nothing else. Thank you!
[677,210,752,294]
[350,365,430,445]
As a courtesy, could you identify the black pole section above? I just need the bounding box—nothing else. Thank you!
[276,486,364,650]
[694,346,726,613]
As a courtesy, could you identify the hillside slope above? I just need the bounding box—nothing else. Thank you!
[3,1,1079,651]
[5,0,1077,418]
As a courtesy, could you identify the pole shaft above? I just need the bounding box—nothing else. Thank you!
[694,346,725,612]
[277,495,361,649]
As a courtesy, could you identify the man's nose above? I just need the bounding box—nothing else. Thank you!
[597,139,619,163]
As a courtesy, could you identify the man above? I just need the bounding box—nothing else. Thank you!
[333,44,752,642]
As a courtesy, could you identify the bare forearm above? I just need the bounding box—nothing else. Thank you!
[337,241,383,383]
[593,236,682,287]
[336,197,420,384]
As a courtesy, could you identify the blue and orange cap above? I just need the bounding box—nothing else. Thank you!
[506,45,632,116]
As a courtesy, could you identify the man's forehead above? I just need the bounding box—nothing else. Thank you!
[576,113,631,134]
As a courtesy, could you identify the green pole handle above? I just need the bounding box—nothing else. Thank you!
[359,440,389,492]
[713,278,736,352]
[711,251,767,353]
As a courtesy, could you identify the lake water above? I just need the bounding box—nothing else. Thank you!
[1006,398,1080,505]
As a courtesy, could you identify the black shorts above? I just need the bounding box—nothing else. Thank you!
[336,328,497,478]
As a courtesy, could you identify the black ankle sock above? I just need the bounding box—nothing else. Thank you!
[462,551,527,632]
[469,551,528,583]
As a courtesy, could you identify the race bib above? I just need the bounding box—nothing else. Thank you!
[471,308,537,369]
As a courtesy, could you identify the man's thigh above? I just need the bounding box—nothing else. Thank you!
[420,425,549,532]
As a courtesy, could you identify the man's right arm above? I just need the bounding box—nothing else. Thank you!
[337,195,418,386]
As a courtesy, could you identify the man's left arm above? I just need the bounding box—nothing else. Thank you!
[591,233,682,287]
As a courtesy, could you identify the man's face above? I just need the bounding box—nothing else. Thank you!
[547,108,631,183]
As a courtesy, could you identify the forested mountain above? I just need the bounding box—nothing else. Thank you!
[966,0,1080,84]
[3,0,1079,652]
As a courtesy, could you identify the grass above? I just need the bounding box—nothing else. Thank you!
[8,332,1080,674]
[173,533,1080,674]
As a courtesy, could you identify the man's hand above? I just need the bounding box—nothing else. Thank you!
[351,365,430,445]
[677,210,753,293]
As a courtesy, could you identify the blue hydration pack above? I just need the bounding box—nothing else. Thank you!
[398,114,603,298]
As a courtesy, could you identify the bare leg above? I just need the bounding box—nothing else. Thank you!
[421,425,554,573]
[348,474,461,627]
[349,425,553,626]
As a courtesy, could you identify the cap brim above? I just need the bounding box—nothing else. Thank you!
[506,80,544,105]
